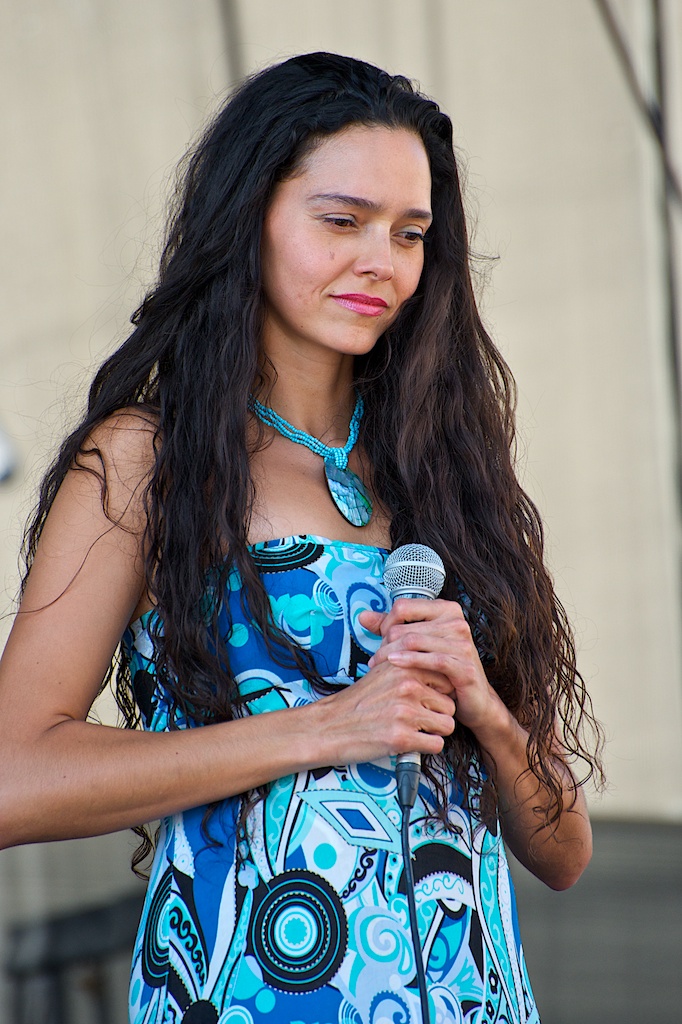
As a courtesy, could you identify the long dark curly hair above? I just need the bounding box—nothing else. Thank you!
[22,52,602,870]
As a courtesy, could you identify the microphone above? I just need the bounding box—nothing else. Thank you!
[382,544,446,809]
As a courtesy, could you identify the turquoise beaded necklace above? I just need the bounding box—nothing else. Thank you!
[249,392,373,527]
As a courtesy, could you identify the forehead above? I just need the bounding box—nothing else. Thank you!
[285,125,432,208]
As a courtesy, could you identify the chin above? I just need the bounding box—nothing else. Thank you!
[331,330,384,357]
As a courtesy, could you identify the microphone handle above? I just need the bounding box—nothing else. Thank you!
[392,589,435,810]
[396,751,421,810]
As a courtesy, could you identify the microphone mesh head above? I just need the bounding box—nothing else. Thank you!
[383,544,446,599]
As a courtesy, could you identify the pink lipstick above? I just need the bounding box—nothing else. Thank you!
[332,293,388,317]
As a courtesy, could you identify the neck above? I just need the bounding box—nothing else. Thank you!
[256,355,356,443]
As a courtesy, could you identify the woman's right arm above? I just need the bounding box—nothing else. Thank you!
[0,414,325,846]
[0,415,455,849]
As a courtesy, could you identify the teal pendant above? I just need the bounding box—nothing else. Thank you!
[324,460,373,527]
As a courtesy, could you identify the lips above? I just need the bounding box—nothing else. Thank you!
[331,293,388,317]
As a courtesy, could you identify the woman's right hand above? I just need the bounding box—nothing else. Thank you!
[0,410,455,850]
[311,656,457,766]
[0,414,332,849]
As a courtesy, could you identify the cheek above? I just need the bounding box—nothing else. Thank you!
[409,251,426,292]
[396,254,425,305]
[263,240,307,308]
[287,248,333,303]
[262,258,324,326]
[262,217,305,306]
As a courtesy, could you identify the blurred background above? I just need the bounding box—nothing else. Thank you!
[1,1,681,1021]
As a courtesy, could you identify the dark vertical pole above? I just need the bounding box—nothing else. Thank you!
[12,976,24,1024]
[652,0,682,453]
[594,0,682,504]
[650,0,682,703]
[219,0,245,84]
[53,970,68,1024]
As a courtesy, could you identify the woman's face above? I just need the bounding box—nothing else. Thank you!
[260,125,432,366]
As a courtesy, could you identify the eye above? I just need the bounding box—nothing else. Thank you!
[397,228,425,245]
[322,215,356,229]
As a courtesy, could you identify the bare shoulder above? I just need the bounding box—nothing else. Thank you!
[72,407,160,532]
[19,408,160,613]
[79,406,159,481]
[1,409,161,717]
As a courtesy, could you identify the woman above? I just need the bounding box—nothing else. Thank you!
[0,53,601,1024]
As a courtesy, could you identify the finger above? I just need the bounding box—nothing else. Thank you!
[368,626,448,664]
[393,730,449,757]
[357,609,387,636]
[375,629,451,656]
[412,672,454,695]
[385,597,463,627]
[386,651,489,717]
[386,702,456,757]
[369,638,447,673]
[419,688,457,718]
[365,653,453,693]
[380,610,470,648]
[406,708,457,747]
[386,649,482,688]
[370,623,474,666]
[366,643,450,684]
[389,673,456,715]
[391,665,454,695]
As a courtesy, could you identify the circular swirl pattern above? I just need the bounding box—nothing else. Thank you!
[250,539,324,573]
[251,870,347,992]
[141,867,172,988]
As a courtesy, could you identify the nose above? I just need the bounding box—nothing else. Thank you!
[353,227,394,281]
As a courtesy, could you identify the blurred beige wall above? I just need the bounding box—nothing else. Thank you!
[1,0,681,1015]
[0,1,232,1013]
[233,0,682,822]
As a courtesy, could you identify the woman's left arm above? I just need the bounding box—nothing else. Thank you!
[463,701,591,890]
[360,598,592,891]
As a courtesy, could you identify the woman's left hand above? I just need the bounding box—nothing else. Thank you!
[361,597,593,891]
[359,597,500,735]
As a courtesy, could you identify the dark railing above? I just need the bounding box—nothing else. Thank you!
[5,892,144,1024]
[4,822,681,1023]
[511,820,682,1024]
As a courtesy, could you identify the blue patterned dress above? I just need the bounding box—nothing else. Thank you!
[124,536,540,1024]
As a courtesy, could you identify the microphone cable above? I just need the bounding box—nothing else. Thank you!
[398,773,431,1024]
[383,543,447,1024]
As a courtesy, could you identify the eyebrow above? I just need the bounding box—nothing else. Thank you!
[308,192,432,222]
